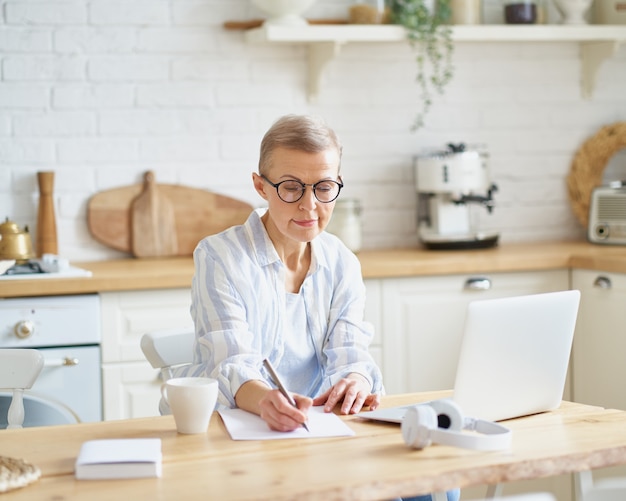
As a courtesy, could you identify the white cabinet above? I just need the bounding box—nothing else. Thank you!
[100,289,193,420]
[378,270,569,395]
[571,269,626,410]
[571,268,626,486]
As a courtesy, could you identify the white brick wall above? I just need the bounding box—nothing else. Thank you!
[2,0,625,261]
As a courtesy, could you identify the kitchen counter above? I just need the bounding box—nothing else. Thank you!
[2,241,626,298]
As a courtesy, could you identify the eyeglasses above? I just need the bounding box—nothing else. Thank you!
[260,175,343,203]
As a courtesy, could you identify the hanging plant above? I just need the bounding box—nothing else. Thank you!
[388,0,454,131]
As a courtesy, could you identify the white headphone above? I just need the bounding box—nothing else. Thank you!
[401,399,512,451]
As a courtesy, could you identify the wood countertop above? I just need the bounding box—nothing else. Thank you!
[2,241,626,298]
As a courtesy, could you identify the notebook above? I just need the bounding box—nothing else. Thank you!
[361,289,581,423]
[75,438,162,480]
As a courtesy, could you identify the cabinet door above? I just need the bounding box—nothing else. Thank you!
[100,289,193,420]
[381,270,569,394]
[571,269,626,410]
[102,362,161,420]
[571,269,626,500]
[100,289,193,364]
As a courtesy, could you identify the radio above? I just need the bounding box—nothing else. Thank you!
[588,182,626,245]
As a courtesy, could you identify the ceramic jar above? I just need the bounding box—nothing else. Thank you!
[504,0,538,23]
[326,199,363,253]
[349,0,388,23]
[451,0,482,24]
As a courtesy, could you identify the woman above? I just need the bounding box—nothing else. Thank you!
[184,114,458,501]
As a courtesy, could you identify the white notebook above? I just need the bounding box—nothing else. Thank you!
[75,438,162,480]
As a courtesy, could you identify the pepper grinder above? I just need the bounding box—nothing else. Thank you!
[36,171,58,256]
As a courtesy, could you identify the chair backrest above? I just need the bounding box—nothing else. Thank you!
[0,348,45,429]
[140,328,195,381]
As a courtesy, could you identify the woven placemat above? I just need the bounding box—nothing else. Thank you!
[567,122,626,228]
[0,456,41,494]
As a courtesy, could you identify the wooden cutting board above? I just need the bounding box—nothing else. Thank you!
[87,172,254,257]
[130,171,178,258]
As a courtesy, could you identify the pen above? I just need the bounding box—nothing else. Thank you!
[263,358,310,432]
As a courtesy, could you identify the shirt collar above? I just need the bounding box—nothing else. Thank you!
[246,208,329,275]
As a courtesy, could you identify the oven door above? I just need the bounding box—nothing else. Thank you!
[0,345,102,429]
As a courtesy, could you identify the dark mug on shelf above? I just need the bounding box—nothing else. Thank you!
[504,0,538,23]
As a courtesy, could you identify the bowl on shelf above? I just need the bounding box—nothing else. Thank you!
[251,0,317,27]
[552,0,592,24]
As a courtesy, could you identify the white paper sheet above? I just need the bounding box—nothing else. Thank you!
[218,406,355,440]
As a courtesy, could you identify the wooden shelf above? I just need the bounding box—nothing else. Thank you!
[244,24,626,101]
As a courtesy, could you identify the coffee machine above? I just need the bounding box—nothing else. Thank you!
[415,143,499,250]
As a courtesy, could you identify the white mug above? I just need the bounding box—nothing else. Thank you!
[161,377,218,434]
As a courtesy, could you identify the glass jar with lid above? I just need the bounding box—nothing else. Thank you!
[325,198,363,253]
[504,0,538,23]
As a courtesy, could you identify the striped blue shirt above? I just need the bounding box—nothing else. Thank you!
[180,208,384,409]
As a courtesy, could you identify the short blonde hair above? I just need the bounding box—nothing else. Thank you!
[258,115,342,175]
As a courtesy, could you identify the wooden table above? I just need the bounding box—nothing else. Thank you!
[3,391,626,501]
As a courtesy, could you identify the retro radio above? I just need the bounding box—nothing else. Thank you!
[588,182,626,245]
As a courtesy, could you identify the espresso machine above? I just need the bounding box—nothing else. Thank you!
[415,143,499,250]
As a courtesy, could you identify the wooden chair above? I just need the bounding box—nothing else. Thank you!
[140,328,195,415]
[0,349,44,429]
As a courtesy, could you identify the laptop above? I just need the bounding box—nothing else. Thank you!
[361,289,581,423]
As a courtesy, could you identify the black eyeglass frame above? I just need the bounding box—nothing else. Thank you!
[260,174,344,204]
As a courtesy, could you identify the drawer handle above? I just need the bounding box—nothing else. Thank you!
[464,277,492,291]
[44,357,79,367]
[593,276,612,289]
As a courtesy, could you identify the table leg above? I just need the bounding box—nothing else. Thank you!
[575,470,593,501]
[485,483,503,499]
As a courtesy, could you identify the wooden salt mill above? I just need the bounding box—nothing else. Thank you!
[36,171,58,256]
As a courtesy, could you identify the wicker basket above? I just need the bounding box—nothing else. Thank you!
[567,122,626,228]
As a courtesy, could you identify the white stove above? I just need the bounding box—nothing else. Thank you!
[0,254,100,428]
[0,294,102,428]
[0,254,92,281]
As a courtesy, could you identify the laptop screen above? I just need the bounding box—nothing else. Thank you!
[359,290,580,424]
[451,289,580,421]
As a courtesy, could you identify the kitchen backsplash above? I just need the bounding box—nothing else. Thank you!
[1,0,624,261]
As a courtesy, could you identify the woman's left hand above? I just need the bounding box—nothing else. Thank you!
[312,373,381,414]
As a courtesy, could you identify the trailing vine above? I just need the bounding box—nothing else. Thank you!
[389,0,454,130]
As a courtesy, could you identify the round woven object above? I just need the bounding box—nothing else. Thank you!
[567,122,626,228]
[0,456,41,493]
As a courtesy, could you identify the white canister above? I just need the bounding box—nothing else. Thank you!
[326,198,363,253]
[450,0,482,23]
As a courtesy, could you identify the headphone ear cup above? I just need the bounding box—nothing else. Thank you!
[429,398,465,432]
[402,404,438,449]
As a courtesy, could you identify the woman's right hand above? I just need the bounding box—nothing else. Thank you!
[258,390,312,432]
